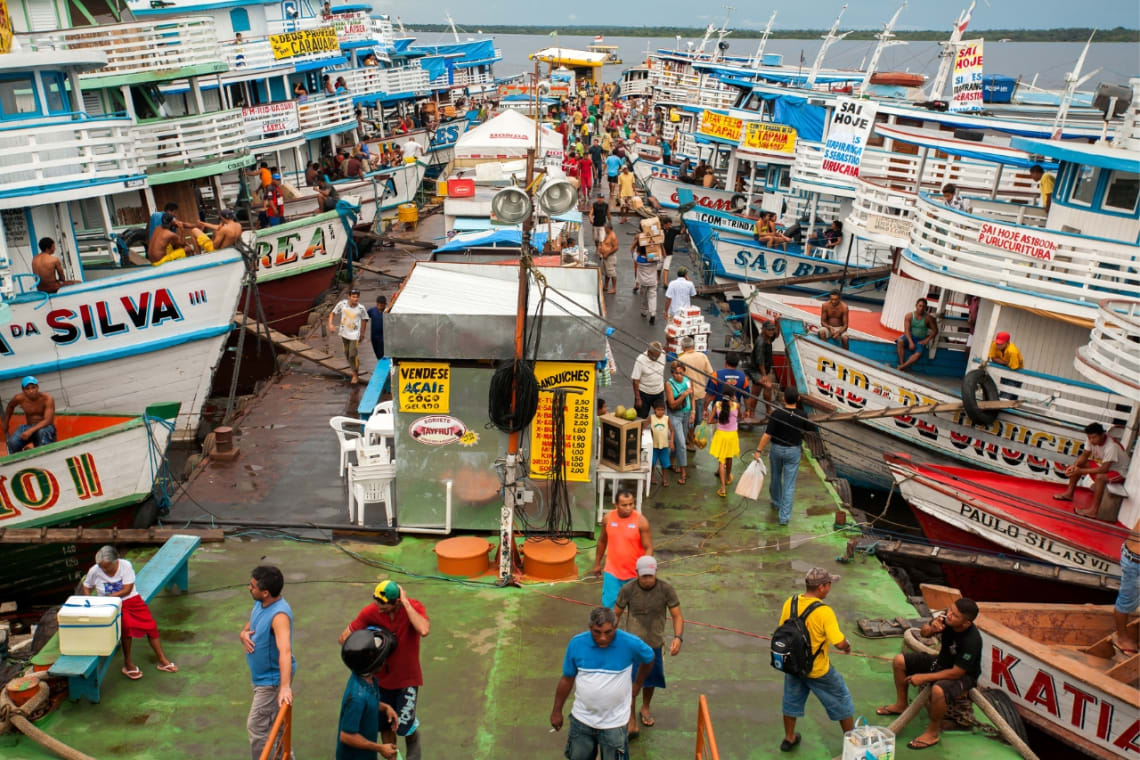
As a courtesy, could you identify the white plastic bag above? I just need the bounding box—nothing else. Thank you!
[734,458,767,500]
[841,718,894,760]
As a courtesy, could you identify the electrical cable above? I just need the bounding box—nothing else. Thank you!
[542,387,575,538]
[486,358,539,433]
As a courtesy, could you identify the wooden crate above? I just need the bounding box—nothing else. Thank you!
[598,413,642,472]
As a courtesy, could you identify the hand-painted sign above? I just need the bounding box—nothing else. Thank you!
[977,221,1058,262]
[269,26,338,60]
[865,213,913,243]
[740,123,796,155]
[398,362,451,413]
[698,110,743,143]
[951,40,984,113]
[253,216,343,281]
[242,102,300,138]
[529,362,595,482]
[822,98,878,179]
[0,0,13,56]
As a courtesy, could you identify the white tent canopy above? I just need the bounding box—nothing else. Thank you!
[454,109,563,162]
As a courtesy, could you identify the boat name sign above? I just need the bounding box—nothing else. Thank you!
[0,452,106,526]
[255,219,339,272]
[977,221,1058,262]
[684,209,755,236]
[954,501,1117,573]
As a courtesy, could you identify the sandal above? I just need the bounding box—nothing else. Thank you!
[717,487,726,497]
[122,667,143,680]
[678,476,686,485]
[157,662,179,673]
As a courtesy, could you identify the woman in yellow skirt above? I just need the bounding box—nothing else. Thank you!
[707,388,740,497]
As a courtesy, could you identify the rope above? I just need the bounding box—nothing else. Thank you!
[143,414,176,514]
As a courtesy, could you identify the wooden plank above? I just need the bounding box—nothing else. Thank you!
[0,527,224,544]
[234,313,352,378]
[696,264,893,296]
[814,399,1021,423]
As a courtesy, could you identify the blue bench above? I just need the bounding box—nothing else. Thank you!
[47,534,201,703]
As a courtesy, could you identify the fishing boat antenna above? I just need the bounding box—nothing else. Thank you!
[750,10,777,69]
[927,1,975,101]
[859,2,908,95]
[806,3,850,88]
[396,16,407,36]
[445,12,460,43]
[712,6,734,61]
[1052,30,1100,134]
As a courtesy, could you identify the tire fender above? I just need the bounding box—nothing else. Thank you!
[961,368,1000,426]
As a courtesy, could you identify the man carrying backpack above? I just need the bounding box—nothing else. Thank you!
[772,567,854,752]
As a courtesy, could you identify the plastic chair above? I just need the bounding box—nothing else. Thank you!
[372,399,394,416]
[348,462,397,527]
[329,415,365,478]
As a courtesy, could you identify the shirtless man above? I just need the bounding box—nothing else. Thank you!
[32,238,77,294]
[820,290,850,349]
[4,377,56,453]
[147,214,187,266]
[193,209,242,252]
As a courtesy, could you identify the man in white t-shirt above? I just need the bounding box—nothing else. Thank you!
[1055,421,1132,519]
[328,289,370,385]
[663,267,697,318]
[631,341,666,419]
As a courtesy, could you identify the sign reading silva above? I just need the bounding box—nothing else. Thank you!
[269,26,338,60]
[740,123,796,155]
[698,110,744,143]
[951,39,984,113]
[822,98,878,179]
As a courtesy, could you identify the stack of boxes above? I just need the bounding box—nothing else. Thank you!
[665,306,712,354]
[637,217,665,262]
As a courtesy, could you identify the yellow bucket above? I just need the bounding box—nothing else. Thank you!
[397,203,419,224]
[669,109,681,123]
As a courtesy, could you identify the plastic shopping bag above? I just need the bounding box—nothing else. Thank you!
[734,458,767,500]
[693,422,711,450]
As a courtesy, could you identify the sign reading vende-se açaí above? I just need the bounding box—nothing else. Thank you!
[398,362,451,413]
[269,26,338,60]
[740,122,796,155]
[698,110,744,143]
[951,39,984,113]
[822,98,878,179]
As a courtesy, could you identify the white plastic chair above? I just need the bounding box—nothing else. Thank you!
[329,416,365,478]
[372,399,394,416]
[348,462,397,527]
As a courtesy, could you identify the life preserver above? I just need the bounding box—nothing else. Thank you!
[961,369,1000,425]
[869,72,926,88]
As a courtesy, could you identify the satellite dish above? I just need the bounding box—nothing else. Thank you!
[536,179,578,216]
[718,41,729,51]
[491,187,532,224]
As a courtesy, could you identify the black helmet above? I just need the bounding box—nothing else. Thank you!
[341,627,397,676]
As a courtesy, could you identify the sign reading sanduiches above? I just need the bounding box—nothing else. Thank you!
[529,362,595,483]
[740,123,796,155]
[398,362,451,413]
[822,98,878,179]
[698,110,744,143]
[269,27,338,60]
[951,39,984,113]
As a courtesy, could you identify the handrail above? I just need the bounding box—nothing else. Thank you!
[694,694,720,760]
[1076,298,1140,392]
[257,701,292,760]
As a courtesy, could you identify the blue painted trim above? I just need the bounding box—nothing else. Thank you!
[0,324,232,382]
[0,174,147,201]
[967,356,1112,393]
[1011,136,1140,173]
[778,319,809,394]
[302,122,358,141]
[356,357,391,418]
[130,0,255,13]
[295,56,349,73]
[10,253,241,303]
[1054,162,1140,220]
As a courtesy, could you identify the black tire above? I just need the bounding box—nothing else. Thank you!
[730,193,747,212]
[962,369,1000,426]
[131,499,159,529]
[123,227,148,248]
[979,688,1028,744]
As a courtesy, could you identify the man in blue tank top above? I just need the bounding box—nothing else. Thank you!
[241,565,296,760]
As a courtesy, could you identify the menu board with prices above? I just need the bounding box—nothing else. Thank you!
[529,362,595,483]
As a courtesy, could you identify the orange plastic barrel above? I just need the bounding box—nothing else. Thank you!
[434,536,492,577]
[521,538,579,581]
[6,675,40,707]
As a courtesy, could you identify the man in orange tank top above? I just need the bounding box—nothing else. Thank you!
[592,490,653,608]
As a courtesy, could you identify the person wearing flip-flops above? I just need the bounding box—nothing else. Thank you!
[706,389,740,498]
[83,545,178,680]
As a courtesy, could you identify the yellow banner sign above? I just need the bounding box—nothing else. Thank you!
[529,362,595,483]
[397,362,451,413]
[741,122,797,154]
[698,110,743,142]
[0,0,12,56]
[269,26,339,60]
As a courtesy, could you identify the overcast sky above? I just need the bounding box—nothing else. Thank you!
[396,1,1140,30]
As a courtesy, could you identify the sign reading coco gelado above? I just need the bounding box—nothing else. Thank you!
[269,26,338,60]
[398,362,451,413]
[529,362,595,483]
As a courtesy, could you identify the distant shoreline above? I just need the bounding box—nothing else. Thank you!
[406,25,1139,43]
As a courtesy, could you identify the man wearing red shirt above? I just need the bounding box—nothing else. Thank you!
[578,155,594,209]
[339,580,430,760]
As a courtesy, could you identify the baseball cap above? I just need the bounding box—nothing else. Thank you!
[219,208,235,219]
[805,567,840,587]
[349,288,361,295]
[635,555,657,576]
[373,580,400,603]
[20,376,38,388]
[271,173,281,180]
[995,331,1010,345]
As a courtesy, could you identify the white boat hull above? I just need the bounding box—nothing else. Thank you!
[281,161,426,225]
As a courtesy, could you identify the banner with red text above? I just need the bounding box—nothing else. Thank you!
[976,221,1061,262]
[821,98,878,180]
[698,110,743,143]
[951,39,984,113]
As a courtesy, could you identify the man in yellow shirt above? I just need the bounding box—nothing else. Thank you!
[988,331,1023,370]
[777,567,855,752]
[1029,164,1055,212]
[617,166,636,224]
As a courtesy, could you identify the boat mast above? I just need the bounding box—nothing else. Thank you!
[806,3,850,88]
[446,12,460,43]
[860,2,908,94]
[1052,30,1101,134]
[928,1,975,101]
[694,24,716,58]
[751,10,777,69]
[713,6,734,62]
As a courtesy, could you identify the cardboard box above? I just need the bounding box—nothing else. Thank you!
[649,232,666,244]
[599,413,644,472]
[683,306,702,318]
[640,217,660,233]
[637,233,653,246]
[58,596,122,656]
[693,334,709,351]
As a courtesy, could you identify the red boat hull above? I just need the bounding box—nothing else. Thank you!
[257,266,338,335]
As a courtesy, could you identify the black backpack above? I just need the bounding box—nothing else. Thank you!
[771,596,825,676]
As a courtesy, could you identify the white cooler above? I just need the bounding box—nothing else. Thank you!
[58,596,122,656]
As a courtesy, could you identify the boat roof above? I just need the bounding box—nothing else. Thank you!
[875,124,1059,169]
[0,48,107,74]
[1008,136,1140,173]
[389,262,596,316]
[530,47,607,66]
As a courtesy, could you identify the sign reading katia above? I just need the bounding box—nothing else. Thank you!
[977,221,1058,262]
[951,39,984,113]
[822,98,878,179]
[398,362,451,413]
[529,362,595,483]
[698,110,744,143]
[269,27,338,60]
[741,123,796,155]
[242,102,300,138]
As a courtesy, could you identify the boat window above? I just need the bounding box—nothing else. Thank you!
[43,72,68,114]
[1103,171,1139,214]
[1068,165,1099,206]
[229,8,251,34]
[0,75,41,117]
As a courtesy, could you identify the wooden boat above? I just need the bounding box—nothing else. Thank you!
[279,160,426,228]
[888,452,1126,604]
[0,403,179,602]
[922,584,1140,759]
[869,71,926,87]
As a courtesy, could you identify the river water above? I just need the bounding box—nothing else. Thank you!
[425,32,1138,90]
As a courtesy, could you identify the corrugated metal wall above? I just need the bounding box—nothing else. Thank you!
[971,300,1089,382]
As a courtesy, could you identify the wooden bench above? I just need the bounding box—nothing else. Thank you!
[44,534,201,703]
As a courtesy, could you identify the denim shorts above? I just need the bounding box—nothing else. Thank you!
[631,646,666,689]
[565,714,626,760]
[781,665,855,721]
[1117,544,1140,615]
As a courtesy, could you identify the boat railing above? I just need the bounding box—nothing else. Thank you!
[452,67,496,87]
[903,194,1140,316]
[297,94,356,135]
[1075,299,1140,396]
[959,197,1048,228]
[133,108,248,172]
[20,18,224,83]
[0,116,142,197]
[219,37,339,73]
[265,10,397,48]
[338,65,430,96]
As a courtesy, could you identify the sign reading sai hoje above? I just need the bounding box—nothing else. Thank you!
[951,39,984,113]
[822,98,878,179]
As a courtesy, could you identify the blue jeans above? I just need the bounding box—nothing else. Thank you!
[668,410,691,467]
[565,714,627,760]
[1117,544,1140,614]
[769,444,802,525]
[8,424,56,453]
[781,665,855,721]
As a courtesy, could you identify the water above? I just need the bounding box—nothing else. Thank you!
[419,31,1139,90]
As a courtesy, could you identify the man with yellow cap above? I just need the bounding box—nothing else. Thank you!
[339,580,430,760]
